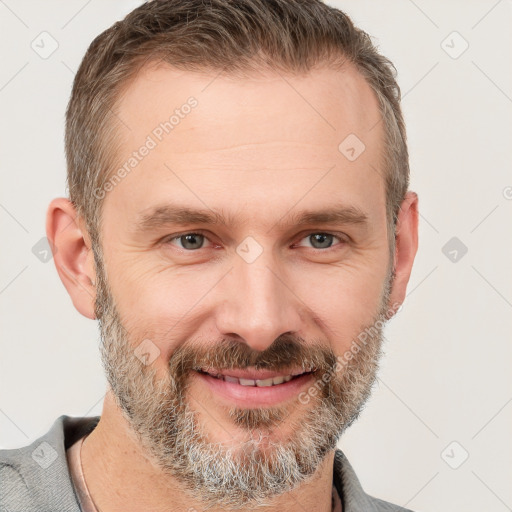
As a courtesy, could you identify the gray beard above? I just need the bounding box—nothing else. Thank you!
[94,251,392,510]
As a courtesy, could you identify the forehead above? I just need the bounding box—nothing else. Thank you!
[104,62,386,229]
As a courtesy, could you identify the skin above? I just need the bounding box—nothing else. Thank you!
[47,62,418,512]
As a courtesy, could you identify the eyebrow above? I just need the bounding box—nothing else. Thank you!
[134,203,369,233]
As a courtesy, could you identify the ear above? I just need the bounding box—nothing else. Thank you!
[388,191,419,311]
[46,198,97,319]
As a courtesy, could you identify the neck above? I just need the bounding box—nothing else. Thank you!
[81,391,336,512]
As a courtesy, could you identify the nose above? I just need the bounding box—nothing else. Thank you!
[214,251,304,352]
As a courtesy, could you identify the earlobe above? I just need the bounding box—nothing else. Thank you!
[46,198,97,319]
[388,191,419,311]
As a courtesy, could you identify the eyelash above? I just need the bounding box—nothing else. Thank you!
[163,230,348,252]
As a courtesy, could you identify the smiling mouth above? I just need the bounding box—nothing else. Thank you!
[196,368,316,387]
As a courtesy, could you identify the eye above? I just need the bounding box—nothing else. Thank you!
[166,232,211,250]
[296,232,346,250]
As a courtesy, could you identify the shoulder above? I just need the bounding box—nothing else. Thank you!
[333,448,415,512]
[366,496,416,512]
[0,415,100,512]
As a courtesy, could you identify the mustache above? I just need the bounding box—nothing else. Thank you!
[167,334,337,381]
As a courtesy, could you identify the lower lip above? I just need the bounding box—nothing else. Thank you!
[195,371,315,407]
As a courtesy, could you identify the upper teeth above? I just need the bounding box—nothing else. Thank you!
[213,374,294,386]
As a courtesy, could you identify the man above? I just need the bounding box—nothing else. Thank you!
[0,0,418,510]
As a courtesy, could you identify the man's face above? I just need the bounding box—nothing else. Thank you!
[95,63,393,507]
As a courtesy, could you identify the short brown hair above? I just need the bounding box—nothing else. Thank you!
[66,0,409,247]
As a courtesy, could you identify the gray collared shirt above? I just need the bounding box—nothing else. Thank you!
[0,415,414,511]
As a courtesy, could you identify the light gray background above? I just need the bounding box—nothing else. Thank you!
[1,1,511,511]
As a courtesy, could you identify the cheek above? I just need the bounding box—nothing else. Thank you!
[107,264,221,357]
[293,263,387,347]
